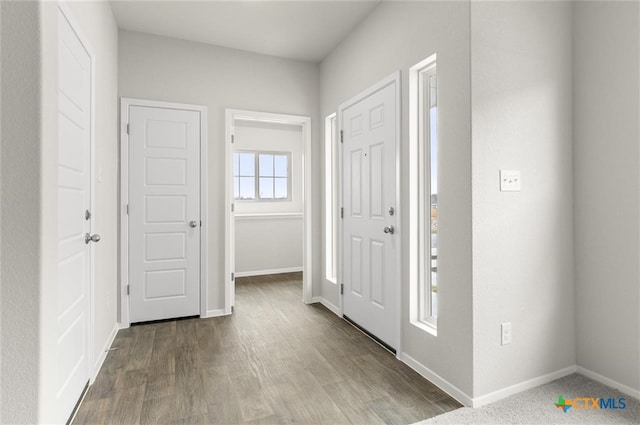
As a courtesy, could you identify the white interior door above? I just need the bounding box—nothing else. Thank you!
[128,105,201,323]
[341,75,399,350]
[57,7,92,423]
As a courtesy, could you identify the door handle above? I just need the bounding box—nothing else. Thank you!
[383,225,395,235]
[85,233,101,244]
[189,220,198,228]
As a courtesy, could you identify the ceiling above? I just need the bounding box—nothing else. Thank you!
[109,0,382,63]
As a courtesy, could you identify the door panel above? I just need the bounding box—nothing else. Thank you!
[57,7,92,423]
[341,77,398,350]
[129,106,201,323]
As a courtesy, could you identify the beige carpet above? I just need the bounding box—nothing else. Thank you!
[414,374,639,424]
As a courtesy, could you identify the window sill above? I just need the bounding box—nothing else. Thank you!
[411,320,438,337]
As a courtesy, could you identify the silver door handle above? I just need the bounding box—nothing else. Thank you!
[85,233,101,244]
[189,220,198,228]
[383,225,395,235]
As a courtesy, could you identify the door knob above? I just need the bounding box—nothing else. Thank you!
[383,225,395,235]
[189,220,198,228]
[85,233,101,244]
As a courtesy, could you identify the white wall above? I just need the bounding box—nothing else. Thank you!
[0,1,118,422]
[234,121,303,275]
[1,2,43,421]
[320,1,473,397]
[471,1,575,398]
[118,31,320,310]
[574,1,640,394]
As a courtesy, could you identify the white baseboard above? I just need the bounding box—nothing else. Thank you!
[398,352,473,407]
[471,365,577,408]
[577,366,640,400]
[309,296,341,316]
[91,322,119,382]
[235,267,303,278]
[202,308,227,318]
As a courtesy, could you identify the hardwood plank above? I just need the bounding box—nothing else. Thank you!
[73,273,461,425]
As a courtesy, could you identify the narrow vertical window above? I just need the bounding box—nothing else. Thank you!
[325,113,338,283]
[409,54,438,334]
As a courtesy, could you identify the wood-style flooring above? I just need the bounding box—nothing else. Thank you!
[73,273,461,424]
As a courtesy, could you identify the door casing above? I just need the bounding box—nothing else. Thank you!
[120,98,208,327]
[224,109,313,312]
[338,71,403,354]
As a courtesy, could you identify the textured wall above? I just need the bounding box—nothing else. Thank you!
[574,0,640,394]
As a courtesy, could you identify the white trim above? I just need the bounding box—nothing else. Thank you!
[235,267,303,278]
[471,365,577,408]
[90,323,119,382]
[235,212,303,221]
[225,109,313,313]
[202,309,227,319]
[310,296,341,316]
[577,366,640,400]
[398,352,473,407]
[337,71,402,352]
[409,53,438,332]
[119,97,208,327]
[57,0,97,401]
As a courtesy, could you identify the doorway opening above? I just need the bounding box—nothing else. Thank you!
[225,110,312,312]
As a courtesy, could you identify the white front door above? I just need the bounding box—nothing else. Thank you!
[57,7,92,423]
[128,105,202,323]
[340,74,399,350]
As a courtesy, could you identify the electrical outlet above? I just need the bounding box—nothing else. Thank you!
[501,322,512,346]
[500,170,521,192]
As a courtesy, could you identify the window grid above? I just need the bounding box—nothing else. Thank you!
[233,151,291,201]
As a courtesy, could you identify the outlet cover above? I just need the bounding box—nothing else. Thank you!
[501,322,512,346]
[500,170,521,192]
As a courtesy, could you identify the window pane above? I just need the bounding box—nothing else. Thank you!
[429,102,438,318]
[274,155,288,177]
[234,176,240,198]
[239,177,255,199]
[239,153,255,176]
[233,153,240,177]
[259,177,274,198]
[274,177,288,199]
[259,154,274,177]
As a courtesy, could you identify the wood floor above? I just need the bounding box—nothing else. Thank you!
[73,273,461,424]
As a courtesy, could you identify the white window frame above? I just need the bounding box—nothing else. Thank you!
[409,53,438,335]
[233,150,292,201]
[325,113,338,284]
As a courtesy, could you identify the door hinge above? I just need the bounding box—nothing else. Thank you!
[126,123,130,135]
[340,207,344,219]
[231,272,235,281]
[231,203,235,212]
[231,134,235,144]
[340,283,344,295]
[340,130,344,144]
[126,284,130,295]
[125,204,129,215]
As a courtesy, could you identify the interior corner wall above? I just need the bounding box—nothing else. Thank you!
[0,1,43,422]
[65,0,120,378]
[320,1,473,397]
[470,1,575,398]
[118,31,321,311]
[573,1,640,394]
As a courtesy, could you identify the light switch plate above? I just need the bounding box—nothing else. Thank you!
[500,170,521,192]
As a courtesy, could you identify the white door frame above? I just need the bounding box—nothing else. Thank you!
[119,98,208,327]
[225,109,313,312]
[337,71,402,353]
[58,0,97,388]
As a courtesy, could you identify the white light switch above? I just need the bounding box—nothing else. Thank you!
[500,170,521,192]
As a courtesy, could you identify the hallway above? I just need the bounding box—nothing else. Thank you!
[72,273,460,424]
